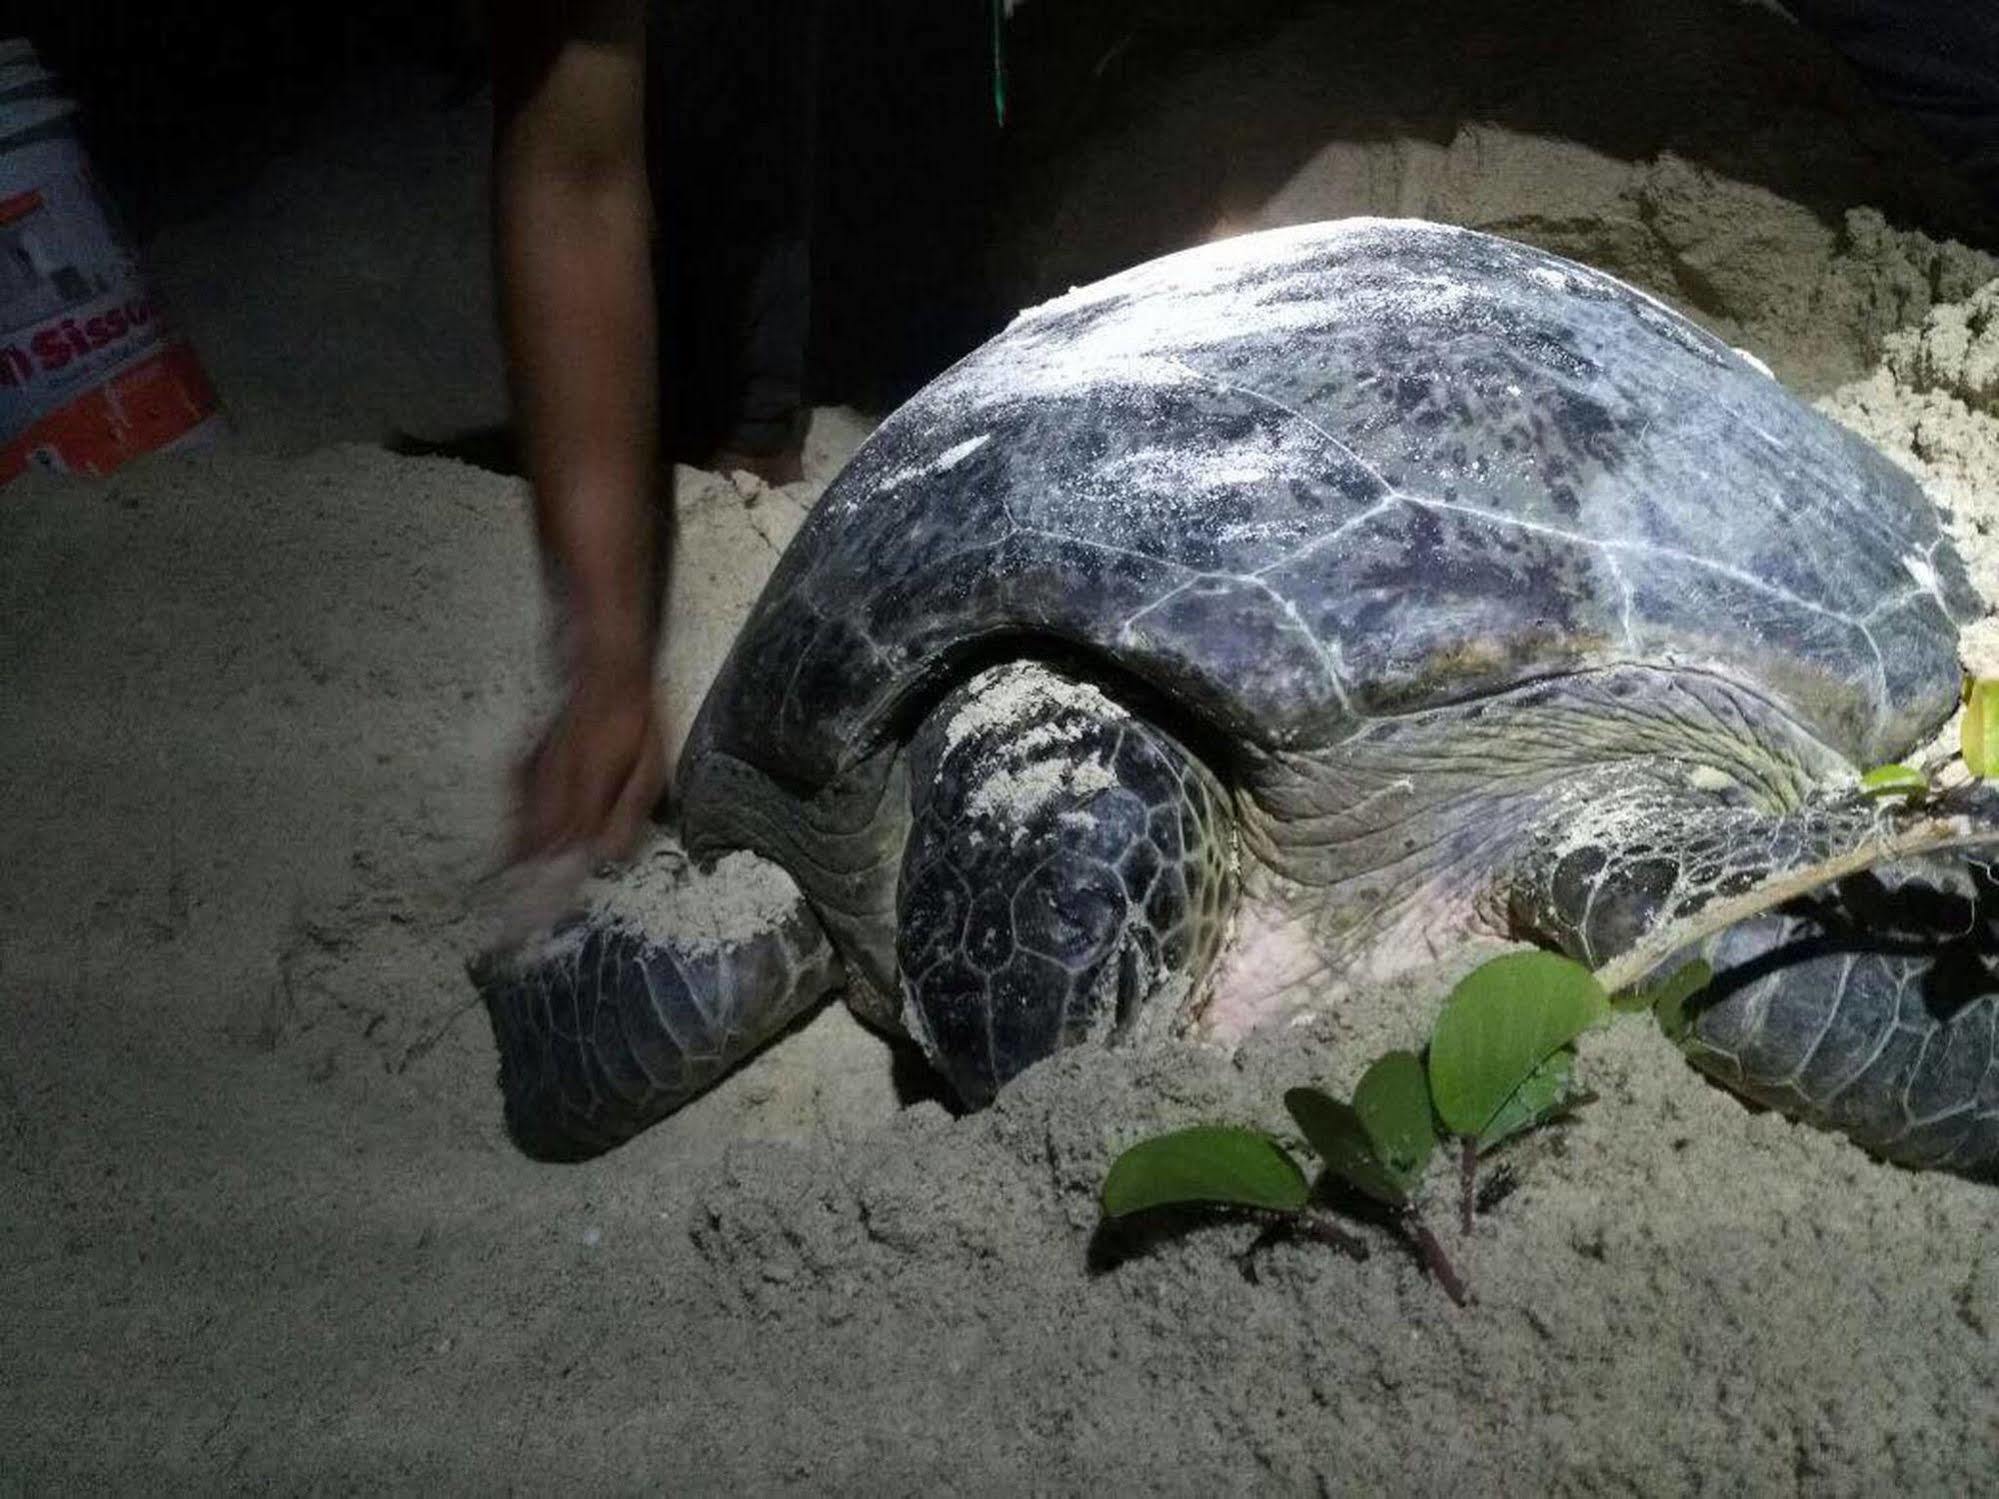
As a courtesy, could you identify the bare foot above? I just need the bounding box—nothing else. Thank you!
[709,446,805,487]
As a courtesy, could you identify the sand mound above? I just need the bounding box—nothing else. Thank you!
[696,1004,1996,1492]
[1883,280,1999,416]
[1823,282,1999,676]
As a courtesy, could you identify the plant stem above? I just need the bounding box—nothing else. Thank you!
[1459,1136,1477,1236]
[1298,1209,1371,1261]
[1235,1209,1370,1280]
[1236,1219,1289,1281]
[1401,1211,1471,1307]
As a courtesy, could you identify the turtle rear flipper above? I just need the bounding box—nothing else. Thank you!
[1509,777,1999,1176]
[471,857,842,1162]
[1690,861,1999,1176]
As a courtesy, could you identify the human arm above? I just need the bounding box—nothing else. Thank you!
[491,0,667,861]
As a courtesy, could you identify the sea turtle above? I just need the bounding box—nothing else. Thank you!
[475,219,1999,1179]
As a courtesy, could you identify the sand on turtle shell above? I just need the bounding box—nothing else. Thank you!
[7,3,1999,1491]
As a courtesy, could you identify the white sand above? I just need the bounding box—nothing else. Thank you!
[1824,288,1999,679]
[4,2,1998,1490]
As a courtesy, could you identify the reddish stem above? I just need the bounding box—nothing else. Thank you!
[1402,1211,1471,1307]
[1459,1135,1478,1236]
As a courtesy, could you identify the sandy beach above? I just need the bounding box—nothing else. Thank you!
[4,2,1996,1490]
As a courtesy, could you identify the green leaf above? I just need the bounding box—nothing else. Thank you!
[1100,1125,1309,1218]
[1964,680,1999,778]
[1859,763,1928,798]
[1610,957,1714,1015]
[1284,1086,1410,1208]
[1427,951,1609,1138]
[1652,959,1716,1043]
[1352,1050,1438,1186]
[1475,1046,1580,1152]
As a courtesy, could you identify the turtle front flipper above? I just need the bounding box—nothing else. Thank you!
[1509,777,1999,1176]
[471,854,842,1162]
[897,662,1236,1107]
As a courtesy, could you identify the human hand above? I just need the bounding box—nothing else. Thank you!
[512,663,669,867]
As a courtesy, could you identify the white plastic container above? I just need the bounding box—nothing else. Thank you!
[0,38,223,485]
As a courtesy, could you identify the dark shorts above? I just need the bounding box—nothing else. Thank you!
[644,0,999,460]
[647,0,826,462]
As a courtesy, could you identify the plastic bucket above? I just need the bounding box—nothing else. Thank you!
[0,39,223,485]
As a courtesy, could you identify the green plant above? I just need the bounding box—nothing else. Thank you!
[1282,1052,1464,1303]
[1646,958,1716,1044]
[1859,762,1929,799]
[1426,951,1607,1232]
[1100,950,1660,1304]
[1965,679,1999,779]
[1100,1125,1310,1217]
[1850,674,1996,808]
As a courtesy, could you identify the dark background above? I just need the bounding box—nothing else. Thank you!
[13,0,1997,433]
[14,0,997,416]
[9,1,1336,421]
